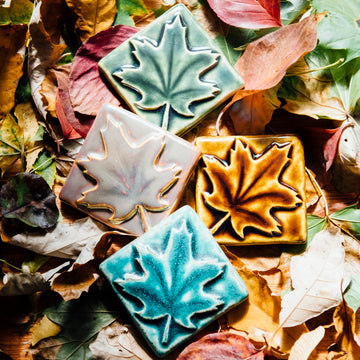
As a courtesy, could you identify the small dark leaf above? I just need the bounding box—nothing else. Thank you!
[0,173,59,229]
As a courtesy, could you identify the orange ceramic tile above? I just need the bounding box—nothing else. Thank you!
[195,136,307,245]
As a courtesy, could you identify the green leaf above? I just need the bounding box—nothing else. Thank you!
[0,0,34,25]
[307,214,327,243]
[22,254,49,273]
[312,0,360,63]
[113,0,148,26]
[280,0,310,25]
[0,173,59,229]
[114,14,219,130]
[40,285,119,360]
[116,220,225,344]
[33,151,56,188]
[330,204,360,237]
[344,276,360,312]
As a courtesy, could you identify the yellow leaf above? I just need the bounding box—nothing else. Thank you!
[65,0,117,42]
[0,24,27,117]
[32,315,62,346]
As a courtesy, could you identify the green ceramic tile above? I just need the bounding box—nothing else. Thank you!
[99,4,243,136]
[100,206,248,357]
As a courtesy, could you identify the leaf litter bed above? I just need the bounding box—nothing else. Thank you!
[2,0,360,359]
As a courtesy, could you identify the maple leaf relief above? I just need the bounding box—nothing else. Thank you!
[113,14,220,130]
[115,220,225,345]
[76,116,180,231]
[203,139,302,239]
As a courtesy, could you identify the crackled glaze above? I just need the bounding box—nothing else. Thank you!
[195,136,307,245]
[98,4,243,136]
[60,104,200,235]
[100,206,248,357]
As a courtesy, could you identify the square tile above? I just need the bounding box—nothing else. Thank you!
[100,206,248,357]
[98,4,243,136]
[195,136,307,245]
[60,104,200,235]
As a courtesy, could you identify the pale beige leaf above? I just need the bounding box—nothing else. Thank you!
[280,228,351,327]
[32,315,62,346]
[288,326,325,360]
[89,322,155,360]
[65,0,116,42]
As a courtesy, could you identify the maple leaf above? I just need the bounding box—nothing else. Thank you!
[203,139,301,238]
[113,14,220,130]
[115,220,225,345]
[77,117,180,230]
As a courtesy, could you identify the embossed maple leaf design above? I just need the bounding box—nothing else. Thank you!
[203,140,301,238]
[115,220,225,345]
[114,14,220,130]
[76,117,180,231]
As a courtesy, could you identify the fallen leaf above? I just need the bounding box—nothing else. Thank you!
[32,284,119,359]
[31,315,62,346]
[89,322,154,360]
[32,151,56,188]
[328,300,360,360]
[28,0,67,119]
[0,0,33,24]
[280,228,351,327]
[68,24,138,116]
[280,0,310,26]
[344,276,360,313]
[54,63,93,138]
[4,217,109,259]
[65,0,117,42]
[0,173,59,229]
[207,0,281,29]
[288,326,325,360]
[0,24,27,117]
[114,0,149,26]
[177,332,264,359]
[225,248,308,353]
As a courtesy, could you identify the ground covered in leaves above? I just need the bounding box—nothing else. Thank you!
[1,0,360,359]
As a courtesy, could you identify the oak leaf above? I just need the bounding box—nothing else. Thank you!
[114,14,219,130]
[116,220,225,344]
[203,139,300,238]
[207,0,281,29]
[77,118,180,228]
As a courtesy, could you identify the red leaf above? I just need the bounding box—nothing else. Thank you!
[177,333,264,360]
[207,0,281,29]
[54,64,94,138]
[68,25,138,117]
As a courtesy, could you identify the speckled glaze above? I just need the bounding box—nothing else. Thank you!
[100,206,248,357]
[195,136,307,245]
[98,4,243,136]
[60,104,200,235]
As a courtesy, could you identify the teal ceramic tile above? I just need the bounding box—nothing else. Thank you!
[60,104,200,235]
[100,206,248,357]
[99,4,243,136]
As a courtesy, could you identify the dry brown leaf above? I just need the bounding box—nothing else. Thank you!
[288,326,325,360]
[0,24,27,117]
[65,0,117,42]
[224,247,308,353]
[40,69,58,117]
[280,228,351,328]
[28,0,67,119]
[328,301,360,360]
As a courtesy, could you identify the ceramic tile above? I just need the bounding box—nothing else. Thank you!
[98,4,243,136]
[100,206,248,357]
[195,136,307,245]
[60,104,200,235]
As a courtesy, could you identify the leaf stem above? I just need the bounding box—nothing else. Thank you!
[210,212,231,235]
[138,205,151,232]
[161,103,170,130]
[286,58,345,77]
[0,259,22,272]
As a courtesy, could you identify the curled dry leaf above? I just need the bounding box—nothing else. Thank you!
[31,315,62,346]
[177,332,264,360]
[65,0,117,42]
[280,227,351,328]
[0,24,27,117]
[207,0,281,29]
[28,0,67,119]
[0,173,59,229]
[89,322,154,360]
[68,24,138,117]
